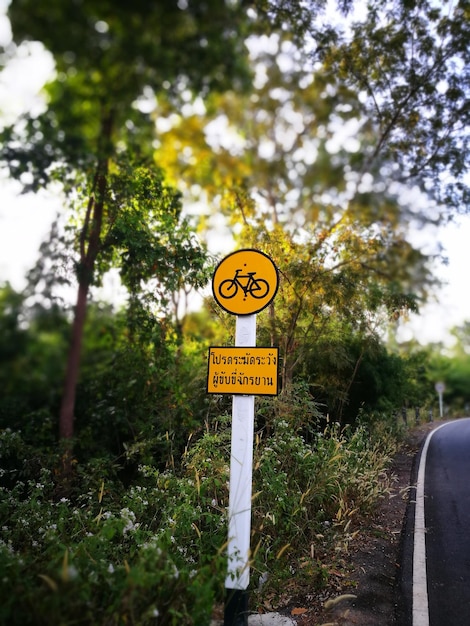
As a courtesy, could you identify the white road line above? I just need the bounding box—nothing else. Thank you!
[413,422,453,626]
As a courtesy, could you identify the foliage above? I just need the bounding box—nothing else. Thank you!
[1,0,253,445]
[1,0,253,189]
[0,284,67,442]
[249,391,399,597]
[0,382,399,623]
[2,0,457,439]
[153,21,438,416]
[421,322,470,413]
[313,0,470,211]
[0,284,209,464]
[0,430,225,626]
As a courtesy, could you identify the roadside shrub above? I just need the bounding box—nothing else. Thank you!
[250,417,397,594]
[0,409,397,622]
[0,430,226,625]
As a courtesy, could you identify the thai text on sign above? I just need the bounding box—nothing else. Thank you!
[207,347,279,396]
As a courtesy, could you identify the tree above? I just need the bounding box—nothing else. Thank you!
[1,0,253,450]
[151,3,469,419]
[233,0,470,213]
[153,28,435,407]
[313,0,470,212]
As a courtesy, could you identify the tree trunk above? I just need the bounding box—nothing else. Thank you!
[59,278,89,439]
[59,166,107,444]
[58,119,113,456]
[58,109,113,451]
[338,347,365,427]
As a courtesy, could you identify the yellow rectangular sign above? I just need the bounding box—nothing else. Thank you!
[207,347,279,396]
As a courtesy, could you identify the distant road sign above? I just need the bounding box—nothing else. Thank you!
[207,347,279,396]
[435,382,445,393]
[212,249,279,316]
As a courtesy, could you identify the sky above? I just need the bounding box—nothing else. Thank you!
[0,6,469,348]
[396,217,470,346]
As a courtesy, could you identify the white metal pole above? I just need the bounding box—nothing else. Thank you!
[225,314,256,624]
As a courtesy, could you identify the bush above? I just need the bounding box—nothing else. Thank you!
[0,430,226,625]
[0,398,398,622]
[249,417,397,596]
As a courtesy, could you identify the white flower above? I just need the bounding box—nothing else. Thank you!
[120,508,137,535]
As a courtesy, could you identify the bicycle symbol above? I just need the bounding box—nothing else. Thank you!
[218,268,270,301]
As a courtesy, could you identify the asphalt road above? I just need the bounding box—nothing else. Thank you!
[398,418,470,626]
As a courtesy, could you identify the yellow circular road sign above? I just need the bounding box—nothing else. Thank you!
[212,249,279,315]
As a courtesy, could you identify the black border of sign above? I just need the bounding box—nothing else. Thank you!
[211,248,279,316]
[206,346,280,396]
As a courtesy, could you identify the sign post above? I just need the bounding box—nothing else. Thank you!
[209,249,279,626]
[225,314,256,624]
[435,381,445,419]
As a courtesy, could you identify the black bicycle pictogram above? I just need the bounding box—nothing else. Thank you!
[218,268,270,300]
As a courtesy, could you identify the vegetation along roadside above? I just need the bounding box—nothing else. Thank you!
[0,382,448,626]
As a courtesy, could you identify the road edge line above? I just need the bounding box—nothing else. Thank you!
[412,422,451,626]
